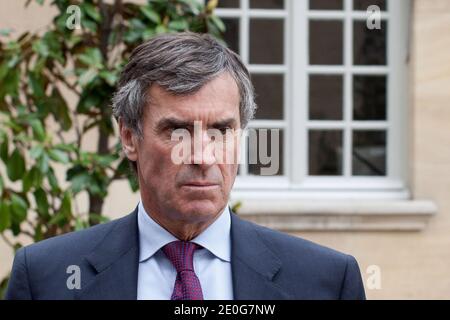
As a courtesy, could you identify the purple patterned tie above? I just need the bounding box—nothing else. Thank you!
[162,241,204,300]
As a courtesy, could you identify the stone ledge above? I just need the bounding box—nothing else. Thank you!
[234,199,437,231]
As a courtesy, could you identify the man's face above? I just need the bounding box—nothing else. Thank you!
[121,72,241,224]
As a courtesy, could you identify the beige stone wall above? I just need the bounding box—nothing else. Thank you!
[1,0,450,299]
[298,0,450,299]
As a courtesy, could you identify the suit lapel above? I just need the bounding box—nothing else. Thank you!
[75,209,139,300]
[230,211,292,299]
[74,207,291,299]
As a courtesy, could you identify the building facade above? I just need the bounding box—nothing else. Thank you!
[1,0,450,299]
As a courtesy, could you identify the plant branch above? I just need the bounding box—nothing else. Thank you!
[0,233,14,249]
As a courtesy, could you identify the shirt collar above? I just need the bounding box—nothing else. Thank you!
[138,201,231,263]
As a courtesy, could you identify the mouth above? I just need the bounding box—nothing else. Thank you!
[181,182,220,190]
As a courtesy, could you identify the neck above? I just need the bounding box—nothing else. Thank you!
[142,203,225,241]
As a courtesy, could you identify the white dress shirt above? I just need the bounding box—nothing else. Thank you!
[137,201,234,300]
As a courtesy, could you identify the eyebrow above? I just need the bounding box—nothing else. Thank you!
[156,117,238,131]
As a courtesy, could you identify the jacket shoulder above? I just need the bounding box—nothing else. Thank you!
[238,217,365,299]
[25,215,124,258]
[5,213,136,300]
[243,217,350,262]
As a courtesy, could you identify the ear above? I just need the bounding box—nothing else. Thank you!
[118,118,138,162]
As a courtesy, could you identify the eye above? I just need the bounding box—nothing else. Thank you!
[218,126,232,134]
[168,126,189,133]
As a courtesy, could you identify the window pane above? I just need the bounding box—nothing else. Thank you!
[309,0,343,10]
[309,20,343,65]
[309,75,343,120]
[354,21,387,65]
[250,19,284,64]
[354,0,386,11]
[217,0,240,8]
[352,130,386,176]
[353,75,387,120]
[222,18,240,54]
[309,130,343,176]
[248,129,284,176]
[252,74,284,119]
[250,0,284,9]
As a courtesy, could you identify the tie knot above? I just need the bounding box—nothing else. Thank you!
[162,241,201,273]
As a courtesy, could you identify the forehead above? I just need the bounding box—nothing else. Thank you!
[145,72,241,123]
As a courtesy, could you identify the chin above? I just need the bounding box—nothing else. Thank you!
[178,199,224,219]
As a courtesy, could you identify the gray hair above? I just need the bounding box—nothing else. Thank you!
[112,32,256,138]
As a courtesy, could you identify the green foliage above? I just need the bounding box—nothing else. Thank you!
[0,0,225,299]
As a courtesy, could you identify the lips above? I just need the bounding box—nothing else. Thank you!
[182,181,219,187]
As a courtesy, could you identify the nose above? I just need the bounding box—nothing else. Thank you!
[192,127,216,167]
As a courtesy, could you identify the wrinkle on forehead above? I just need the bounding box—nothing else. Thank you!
[143,72,241,126]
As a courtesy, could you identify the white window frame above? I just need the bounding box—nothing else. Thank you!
[219,0,436,231]
[291,0,409,199]
[218,0,411,199]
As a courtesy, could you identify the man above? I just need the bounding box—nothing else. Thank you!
[6,32,365,300]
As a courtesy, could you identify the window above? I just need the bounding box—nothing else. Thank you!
[217,0,410,200]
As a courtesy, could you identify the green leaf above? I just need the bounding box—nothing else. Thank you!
[124,18,146,43]
[81,2,101,22]
[0,62,9,81]
[47,168,60,193]
[44,32,64,64]
[81,19,97,33]
[48,149,69,164]
[7,55,21,69]
[168,20,189,31]
[87,171,108,197]
[30,145,44,159]
[155,24,168,34]
[0,68,20,97]
[7,149,26,181]
[33,56,46,74]
[37,153,49,173]
[77,91,101,113]
[142,28,156,40]
[54,143,77,153]
[75,217,88,231]
[124,29,142,43]
[96,154,117,167]
[0,174,3,196]
[70,173,90,194]
[140,6,161,24]
[32,39,49,57]
[34,223,43,242]
[99,70,117,86]
[48,212,66,226]
[10,194,28,223]
[210,15,225,33]
[78,68,98,87]
[78,48,103,69]
[28,72,45,98]
[34,188,49,216]
[128,174,140,192]
[29,119,46,142]
[88,213,109,225]
[0,138,8,162]
[49,88,72,131]
[66,164,84,180]
[0,201,11,232]
[60,191,72,218]
[22,169,33,193]
[22,167,43,193]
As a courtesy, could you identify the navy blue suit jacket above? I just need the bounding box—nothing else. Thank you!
[5,207,366,300]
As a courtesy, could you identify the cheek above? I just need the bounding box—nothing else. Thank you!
[139,141,176,178]
[220,164,238,188]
